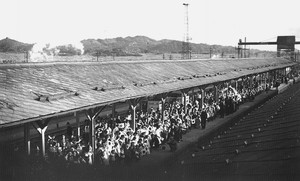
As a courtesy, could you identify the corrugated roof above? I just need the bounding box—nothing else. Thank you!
[0,58,296,127]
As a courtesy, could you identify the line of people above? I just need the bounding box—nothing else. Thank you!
[45,81,269,166]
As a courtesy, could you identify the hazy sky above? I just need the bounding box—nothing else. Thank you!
[1,0,300,50]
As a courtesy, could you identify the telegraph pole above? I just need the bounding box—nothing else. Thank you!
[182,3,191,59]
[244,37,246,58]
[237,38,249,58]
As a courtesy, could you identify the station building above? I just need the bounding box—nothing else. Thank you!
[0,57,297,160]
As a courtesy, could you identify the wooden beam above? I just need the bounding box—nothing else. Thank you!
[36,118,51,129]
[181,87,193,94]
[92,105,107,121]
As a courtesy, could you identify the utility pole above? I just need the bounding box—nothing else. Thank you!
[244,37,246,58]
[24,51,29,62]
[235,46,241,58]
[237,38,249,58]
[96,51,100,61]
[182,3,191,59]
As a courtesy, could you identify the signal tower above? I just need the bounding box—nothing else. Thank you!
[182,3,191,59]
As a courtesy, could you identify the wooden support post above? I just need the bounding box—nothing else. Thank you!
[91,115,95,163]
[191,88,195,104]
[85,106,107,164]
[284,68,287,77]
[35,119,51,158]
[181,88,192,113]
[241,77,244,89]
[159,93,168,123]
[235,80,238,91]
[131,105,137,132]
[182,92,187,114]
[128,98,143,132]
[226,82,229,94]
[260,74,262,86]
[201,89,205,109]
[214,85,219,103]
[112,103,116,119]
[39,127,47,157]
[89,109,94,145]
[161,97,166,122]
[75,112,80,139]
[264,73,267,89]
[24,123,31,155]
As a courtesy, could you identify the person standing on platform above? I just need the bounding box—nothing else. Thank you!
[200,108,207,129]
[195,114,201,129]
[83,120,90,144]
[225,96,229,115]
[66,122,73,140]
[229,96,234,114]
[219,98,225,118]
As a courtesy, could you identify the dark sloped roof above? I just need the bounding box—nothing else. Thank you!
[0,58,296,127]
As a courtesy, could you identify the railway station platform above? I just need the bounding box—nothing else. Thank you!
[8,81,299,181]
[78,88,281,181]
[78,82,300,181]
[136,89,278,167]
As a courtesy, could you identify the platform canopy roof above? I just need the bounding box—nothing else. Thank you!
[0,58,296,127]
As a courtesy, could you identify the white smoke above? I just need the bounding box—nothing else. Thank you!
[29,41,84,62]
[211,54,220,59]
[70,41,84,55]
[29,42,55,62]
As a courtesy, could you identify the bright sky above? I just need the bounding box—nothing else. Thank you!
[1,0,300,51]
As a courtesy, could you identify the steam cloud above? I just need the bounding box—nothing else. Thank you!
[29,41,84,62]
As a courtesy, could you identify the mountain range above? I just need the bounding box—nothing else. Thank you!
[81,36,238,56]
[0,37,33,53]
[0,36,264,57]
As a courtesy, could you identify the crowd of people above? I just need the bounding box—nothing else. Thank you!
[45,79,269,166]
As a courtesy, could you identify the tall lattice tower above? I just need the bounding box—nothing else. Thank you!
[182,3,191,59]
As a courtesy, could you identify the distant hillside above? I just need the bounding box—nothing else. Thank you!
[81,36,240,56]
[81,36,157,56]
[0,37,33,53]
[0,36,274,59]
